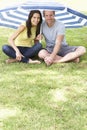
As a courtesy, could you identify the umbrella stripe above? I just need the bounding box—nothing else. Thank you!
[0,1,87,29]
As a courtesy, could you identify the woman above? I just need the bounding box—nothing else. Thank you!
[2,10,42,64]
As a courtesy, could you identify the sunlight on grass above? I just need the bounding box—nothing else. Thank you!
[0,26,87,130]
[0,107,21,129]
[0,107,21,120]
[74,87,86,94]
[49,89,67,102]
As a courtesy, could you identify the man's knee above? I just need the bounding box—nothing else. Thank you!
[77,46,86,55]
[38,49,48,59]
[81,46,86,54]
[38,50,44,58]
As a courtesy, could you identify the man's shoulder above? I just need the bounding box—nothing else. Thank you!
[55,20,65,29]
[55,20,64,26]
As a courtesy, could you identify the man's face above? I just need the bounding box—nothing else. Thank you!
[44,11,55,25]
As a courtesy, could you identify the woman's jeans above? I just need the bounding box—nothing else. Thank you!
[2,43,42,63]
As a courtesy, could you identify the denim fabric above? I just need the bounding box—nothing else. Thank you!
[2,43,42,63]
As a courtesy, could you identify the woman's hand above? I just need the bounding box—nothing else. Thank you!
[16,50,24,61]
[36,34,43,41]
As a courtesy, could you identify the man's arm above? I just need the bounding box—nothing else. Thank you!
[50,35,64,59]
[44,35,64,65]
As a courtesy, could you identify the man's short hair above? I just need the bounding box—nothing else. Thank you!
[43,10,55,17]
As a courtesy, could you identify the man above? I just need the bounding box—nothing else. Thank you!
[38,10,86,66]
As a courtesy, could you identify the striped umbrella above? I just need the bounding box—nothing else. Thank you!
[0,0,87,29]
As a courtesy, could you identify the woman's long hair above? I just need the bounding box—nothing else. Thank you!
[26,10,42,38]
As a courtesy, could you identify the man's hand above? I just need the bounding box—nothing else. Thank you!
[44,56,53,66]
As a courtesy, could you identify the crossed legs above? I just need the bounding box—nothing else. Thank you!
[57,46,86,63]
[38,49,62,64]
[2,43,42,64]
[38,46,86,64]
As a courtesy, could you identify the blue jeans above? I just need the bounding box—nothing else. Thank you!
[2,43,42,63]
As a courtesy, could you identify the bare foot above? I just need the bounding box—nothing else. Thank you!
[6,58,18,64]
[73,58,80,63]
[29,59,41,64]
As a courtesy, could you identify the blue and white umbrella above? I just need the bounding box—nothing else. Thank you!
[0,0,87,29]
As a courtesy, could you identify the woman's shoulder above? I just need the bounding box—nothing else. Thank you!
[21,22,26,27]
[17,22,26,31]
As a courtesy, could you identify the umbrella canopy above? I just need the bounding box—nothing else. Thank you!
[0,0,87,29]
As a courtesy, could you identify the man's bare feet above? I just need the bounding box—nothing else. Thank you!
[29,59,41,64]
[73,58,80,63]
[6,58,18,64]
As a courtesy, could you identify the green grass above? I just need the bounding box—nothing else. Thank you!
[0,27,87,130]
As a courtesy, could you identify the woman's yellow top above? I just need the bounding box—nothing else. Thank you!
[15,22,36,47]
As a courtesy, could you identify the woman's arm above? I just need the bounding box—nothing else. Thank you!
[35,34,43,43]
[8,25,25,61]
[8,25,25,51]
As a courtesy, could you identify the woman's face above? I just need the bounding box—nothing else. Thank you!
[31,13,40,26]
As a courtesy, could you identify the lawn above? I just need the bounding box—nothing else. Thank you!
[0,26,87,130]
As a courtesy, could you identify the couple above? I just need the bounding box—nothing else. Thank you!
[2,10,86,65]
